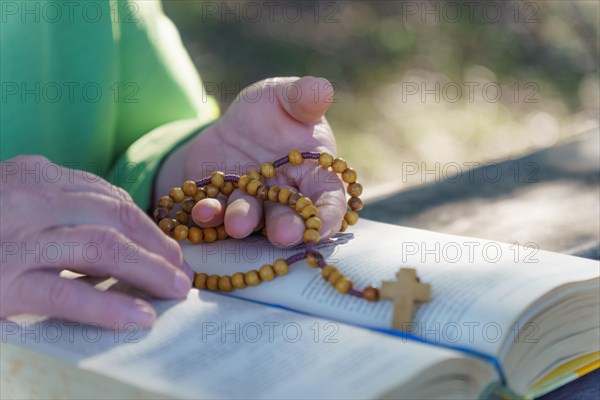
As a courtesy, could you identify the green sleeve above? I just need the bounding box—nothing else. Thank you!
[107,0,220,209]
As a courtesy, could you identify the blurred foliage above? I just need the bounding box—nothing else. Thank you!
[164,0,599,188]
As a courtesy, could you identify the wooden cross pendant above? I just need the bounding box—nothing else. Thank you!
[380,268,431,330]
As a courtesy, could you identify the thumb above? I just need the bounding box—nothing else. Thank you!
[276,76,334,123]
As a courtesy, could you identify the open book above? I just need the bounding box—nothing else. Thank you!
[2,220,598,399]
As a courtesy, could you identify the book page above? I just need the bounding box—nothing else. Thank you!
[1,290,488,399]
[182,219,600,355]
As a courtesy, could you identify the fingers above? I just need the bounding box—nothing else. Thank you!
[264,165,345,247]
[31,157,133,201]
[13,270,157,329]
[191,197,227,228]
[264,199,305,247]
[224,190,264,238]
[191,191,264,238]
[298,166,346,240]
[33,225,190,299]
[276,76,334,124]
[59,191,183,269]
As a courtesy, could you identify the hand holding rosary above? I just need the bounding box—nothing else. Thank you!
[153,150,431,329]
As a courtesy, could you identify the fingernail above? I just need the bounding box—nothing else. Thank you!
[197,209,216,223]
[174,270,192,294]
[182,260,194,280]
[131,299,156,328]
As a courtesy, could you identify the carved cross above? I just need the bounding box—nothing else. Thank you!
[380,268,431,330]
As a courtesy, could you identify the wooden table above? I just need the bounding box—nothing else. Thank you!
[361,133,600,399]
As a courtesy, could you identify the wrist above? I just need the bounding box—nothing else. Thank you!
[154,143,189,205]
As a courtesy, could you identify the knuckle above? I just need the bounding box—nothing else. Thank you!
[114,186,134,203]
[117,201,141,232]
[90,227,119,252]
[168,240,183,266]
[47,281,78,310]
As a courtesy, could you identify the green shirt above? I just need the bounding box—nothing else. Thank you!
[1,0,220,210]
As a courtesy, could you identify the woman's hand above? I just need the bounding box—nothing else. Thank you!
[157,76,346,248]
[0,155,192,329]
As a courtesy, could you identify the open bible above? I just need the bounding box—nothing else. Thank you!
[2,219,598,399]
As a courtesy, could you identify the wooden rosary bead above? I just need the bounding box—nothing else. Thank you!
[237,175,250,191]
[188,227,203,244]
[362,286,380,302]
[327,270,343,285]
[218,276,233,292]
[300,205,318,219]
[322,265,336,279]
[257,185,270,201]
[288,193,301,208]
[278,188,292,204]
[334,278,352,294]
[348,197,364,211]
[206,275,219,291]
[288,150,303,164]
[268,186,281,202]
[159,218,174,233]
[216,225,228,240]
[305,216,323,231]
[247,170,261,180]
[341,168,357,184]
[344,210,359,226]
[153,207,169,222]
[246,180,261,196]
[332,158,347,174]
[306,252,320,268]
[173,224,188,240]
[319,152,334,168]
[169,187,185,203]
[211,171,225,188]
[181,199,195,214]
[205,184,220,198]
[245,270,261,286]
[203,227,217,243]
[340,219,348,232]
[158,196,174,210]
[221,182,234,196]
[182,181,198,196]
[273,259,289,276]
[303,229,320,243]
[175,210,189,225]
[172,219,181,228]
[260,226,268,237]
[260,162,275,178]
[259,264,275,281]
[193,189,207,202]
[231,272,247,289]
[194,273,208,289]
[347,182,363,197]
[295,196,312,212]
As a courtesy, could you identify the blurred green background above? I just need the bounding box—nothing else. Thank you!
[164,0,599,189]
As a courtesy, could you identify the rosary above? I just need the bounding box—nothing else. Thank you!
[153,150,431,329]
